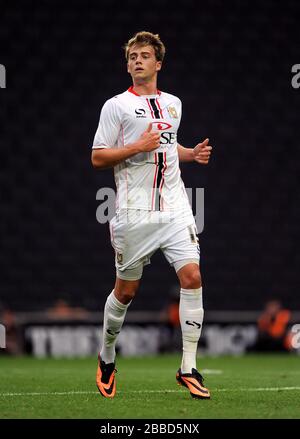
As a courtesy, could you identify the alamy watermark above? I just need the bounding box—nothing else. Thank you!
[291,324,300,349]
[0,324,6,349]
[96,187,204,232]
[0,64,6,88]
[291,64,300,89]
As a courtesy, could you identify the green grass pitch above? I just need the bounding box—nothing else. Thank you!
[0,354,300,419]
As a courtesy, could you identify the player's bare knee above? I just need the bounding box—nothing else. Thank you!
[181,270,202,289]
[119,289,137,304]
[114,285,138,305]
[114,278,140,304]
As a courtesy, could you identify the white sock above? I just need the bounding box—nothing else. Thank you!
[100,290,131,364]
[179,287,204,373]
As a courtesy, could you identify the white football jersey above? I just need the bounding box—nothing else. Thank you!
[93,87,191,214]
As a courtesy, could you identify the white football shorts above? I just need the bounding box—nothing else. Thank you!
[109,209,200,280]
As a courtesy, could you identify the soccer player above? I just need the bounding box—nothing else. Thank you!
[91,31,212,399]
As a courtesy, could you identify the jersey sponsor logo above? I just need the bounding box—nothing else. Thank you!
[159,132,177,145]
[167,106,178,118]
[152,122,172,131]
[135,108,146,118]
[186,320,202,329]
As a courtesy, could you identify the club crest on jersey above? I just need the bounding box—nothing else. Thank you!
[135,108,146,118]
[167,106,178,118]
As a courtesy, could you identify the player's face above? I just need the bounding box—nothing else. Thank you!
[127,44,162,83]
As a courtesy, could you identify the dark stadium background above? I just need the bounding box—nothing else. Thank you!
[1,0,300,314]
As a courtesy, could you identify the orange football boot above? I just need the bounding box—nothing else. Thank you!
[96,355,117,398]
[176,368,210,399]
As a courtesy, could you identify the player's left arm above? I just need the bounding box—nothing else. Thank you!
[177,138,212,164]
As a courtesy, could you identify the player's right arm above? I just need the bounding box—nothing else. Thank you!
[91,98,160,169]
[91,123,160,169]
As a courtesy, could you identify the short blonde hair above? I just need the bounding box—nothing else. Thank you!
[124,31,166,62]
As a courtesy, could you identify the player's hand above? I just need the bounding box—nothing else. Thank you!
[193,138,212,165]
[137,123,161,152]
